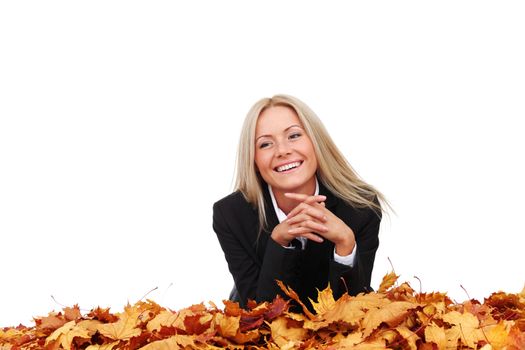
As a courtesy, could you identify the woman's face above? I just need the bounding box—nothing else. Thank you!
[254,105,318,196]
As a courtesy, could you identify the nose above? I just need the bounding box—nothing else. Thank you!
[275,140,292,157]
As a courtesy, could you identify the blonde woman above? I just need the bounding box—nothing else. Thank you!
[213,95,386,309]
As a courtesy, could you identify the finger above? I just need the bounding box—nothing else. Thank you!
[286,213,310,226]
[301,233,324,243]
[289,220,328,234]
[287,202,327,221]
[284,193,326,204]
[286,205,327,224]
[287,230,324,243]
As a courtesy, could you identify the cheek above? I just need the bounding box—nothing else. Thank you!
[254,153,268,172]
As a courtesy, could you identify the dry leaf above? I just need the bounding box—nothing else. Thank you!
[377,271,399,293]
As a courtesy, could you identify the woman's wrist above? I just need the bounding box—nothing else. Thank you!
[271,228,290,247]
[334,228,355,256]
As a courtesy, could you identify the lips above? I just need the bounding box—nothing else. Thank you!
[274,161,303,173]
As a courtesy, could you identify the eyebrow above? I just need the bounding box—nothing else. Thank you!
[255,124,304,142]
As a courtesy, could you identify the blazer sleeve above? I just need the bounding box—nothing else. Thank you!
[213,201,302,307]
[329,206,381,299]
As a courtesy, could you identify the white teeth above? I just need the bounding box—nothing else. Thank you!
[276,161,301,172]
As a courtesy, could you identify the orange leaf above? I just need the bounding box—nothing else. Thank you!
[378,271,399,293]
[95,305,142,340]
[276,280,315,319]
[308,285,336,315]
[269,316,307,348]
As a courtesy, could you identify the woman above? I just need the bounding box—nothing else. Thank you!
[213,94,386,309]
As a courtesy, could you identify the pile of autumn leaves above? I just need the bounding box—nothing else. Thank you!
[1,273,524,350]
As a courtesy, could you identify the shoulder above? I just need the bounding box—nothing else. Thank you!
[213,191,251,212]
[213,191,258,224]
[332,195,381,235]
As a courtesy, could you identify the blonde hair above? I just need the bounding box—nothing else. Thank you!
[234,94,388,233]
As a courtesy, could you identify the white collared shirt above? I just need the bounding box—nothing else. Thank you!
[268,179,357,267]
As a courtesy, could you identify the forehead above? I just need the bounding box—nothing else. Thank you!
[255,105,302,135]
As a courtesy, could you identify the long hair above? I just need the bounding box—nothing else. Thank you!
[234,94,388,233]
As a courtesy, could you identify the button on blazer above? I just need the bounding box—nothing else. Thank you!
[213,181,381,309]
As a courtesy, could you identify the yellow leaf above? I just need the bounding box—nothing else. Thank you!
[45,320,92,350]
[351,339,388,350]
[396,325,419,350]
[85,341,119,350]
[137,335,196,350]
[443,311,483,348]
[484,321,510,350]
[335,331,364,349]
[323,293,390,326]
[361,301,415,337]
[378,271,399,293]
[146,310,179,333]
[96,305,142,340]
[213,313,239,338]
[270,316,307,348]
[308,284,336,315]
[424,322,447,350]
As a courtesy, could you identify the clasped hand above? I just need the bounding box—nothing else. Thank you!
[270,193,356,256]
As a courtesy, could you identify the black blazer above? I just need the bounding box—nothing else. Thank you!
[213,181,381,309]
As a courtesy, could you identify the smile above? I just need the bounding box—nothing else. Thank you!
[274,161,303,173]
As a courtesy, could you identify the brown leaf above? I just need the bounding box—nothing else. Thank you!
[38,314,67,331]
[63,305,82,321]
[378,271,399,293]
[183,313,213,335]
[263,295,288,320]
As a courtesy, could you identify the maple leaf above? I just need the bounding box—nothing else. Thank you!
[232,329,260,344]
[223,300,243,317]
[361,301,416,337]
[64,305,82,321]
[378,271,399,293]
[263,295,289,320]
[333,331,364,348]
[213,313,240,338]
[276,280,315,319]
[323,293,390,326]
[37,313,67,332]
[424,322,447,350]
[507,325,525,349]
[240,315,264,332]
[308,285,336,315]
[45,320,92,350]
[85,341,119,350]
[88,307,119,323]
[443,310,483,348]
[269,316,307,348]
[96,304,143,340]
[137,334,197,350]
[484,321,510,349]
[184,313,213,335]
[146,310,178,333]
[395,325,419,350]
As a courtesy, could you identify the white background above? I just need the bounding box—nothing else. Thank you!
[1,1,524,327]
